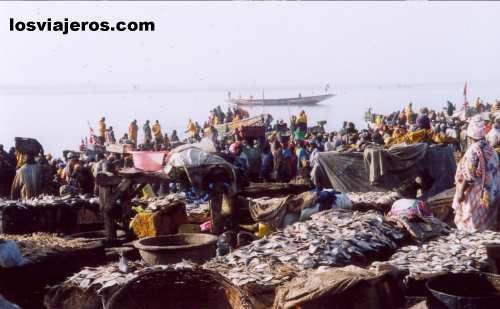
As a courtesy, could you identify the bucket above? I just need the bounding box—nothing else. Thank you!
[426,272,500,309]
[130,151,167,172]
[134,233,217,265]
[485,243,500,274]
[107,268,254,309]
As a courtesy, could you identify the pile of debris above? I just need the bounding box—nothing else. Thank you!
[205,209,407,288]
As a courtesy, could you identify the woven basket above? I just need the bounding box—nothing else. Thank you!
[107,268,254,309]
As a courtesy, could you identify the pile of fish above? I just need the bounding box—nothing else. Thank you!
[205,209,407,287]
[372,229,500,277]
[65,260,196,295]
[134,193,210,223]
[346,191,402,212]
[0,194,99,209]
[185,202,210,223]
[135,194,184,211]
[0,195,100,234]
[23,194,100,208]
[0,232,95,262]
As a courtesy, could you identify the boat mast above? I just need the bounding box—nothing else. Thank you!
[261,89,265,114]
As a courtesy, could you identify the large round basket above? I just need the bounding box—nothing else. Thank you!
[107,268,254,309]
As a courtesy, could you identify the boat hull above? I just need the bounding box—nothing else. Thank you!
[229,94,334,106]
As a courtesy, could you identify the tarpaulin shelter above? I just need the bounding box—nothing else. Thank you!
[248,191,318,229]
[311,144,456,199]
[164,142,238,194]
[273,265,404,309]
[164,144,233,175]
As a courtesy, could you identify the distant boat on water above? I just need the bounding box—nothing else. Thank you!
[229,93,335,107]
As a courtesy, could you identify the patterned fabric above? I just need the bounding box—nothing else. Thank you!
[452,140,500,231]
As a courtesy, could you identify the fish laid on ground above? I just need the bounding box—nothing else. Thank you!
[371,229,500,277]
[204,209,407,288]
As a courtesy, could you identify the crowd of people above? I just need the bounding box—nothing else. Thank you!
[88,106,253,153]
[93,117,181,151]
[1,98,499,232]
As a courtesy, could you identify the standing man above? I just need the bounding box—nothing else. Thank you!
[186,119,197,141]
[106,126,116,144]
[486,117,500,150]
[163,133,171,149]
[11,154,43,200]
[405,103,414,125]
[98,117,106,145]
[171,130,180,143]
[143,120,152,145]
[446,101,456,117]
[152,120,163,145]
[128,120,139,147]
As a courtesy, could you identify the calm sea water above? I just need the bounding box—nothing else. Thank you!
[1,82,498,156]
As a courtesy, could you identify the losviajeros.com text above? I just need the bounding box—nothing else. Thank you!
[9,18,155,35]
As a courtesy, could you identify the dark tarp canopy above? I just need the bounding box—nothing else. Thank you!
[311,144,456,198]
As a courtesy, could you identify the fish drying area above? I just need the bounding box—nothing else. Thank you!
[1,141,499,309]
[0,189,499,309]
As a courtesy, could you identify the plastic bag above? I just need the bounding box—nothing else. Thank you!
[389,199,432,220]
[300,204,320,221]
[0,240,24,268]
[334,193,353,209]
[0,295,22,309]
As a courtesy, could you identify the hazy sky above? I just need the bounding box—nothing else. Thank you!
[1,2,500,90]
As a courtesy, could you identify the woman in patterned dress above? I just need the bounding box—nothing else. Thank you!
[452,116,500,232]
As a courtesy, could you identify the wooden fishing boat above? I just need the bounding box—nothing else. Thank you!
[229,94,334,106]
[213,114,272,131]
[204,114,273,139]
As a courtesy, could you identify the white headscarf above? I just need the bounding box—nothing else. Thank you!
[466,116,486,140]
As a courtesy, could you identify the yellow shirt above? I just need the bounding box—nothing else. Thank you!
[129,123,138,141]
[152,123,162,138]
[98,120,106,137]
[297,114,307,124]
[187,121,197,136]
